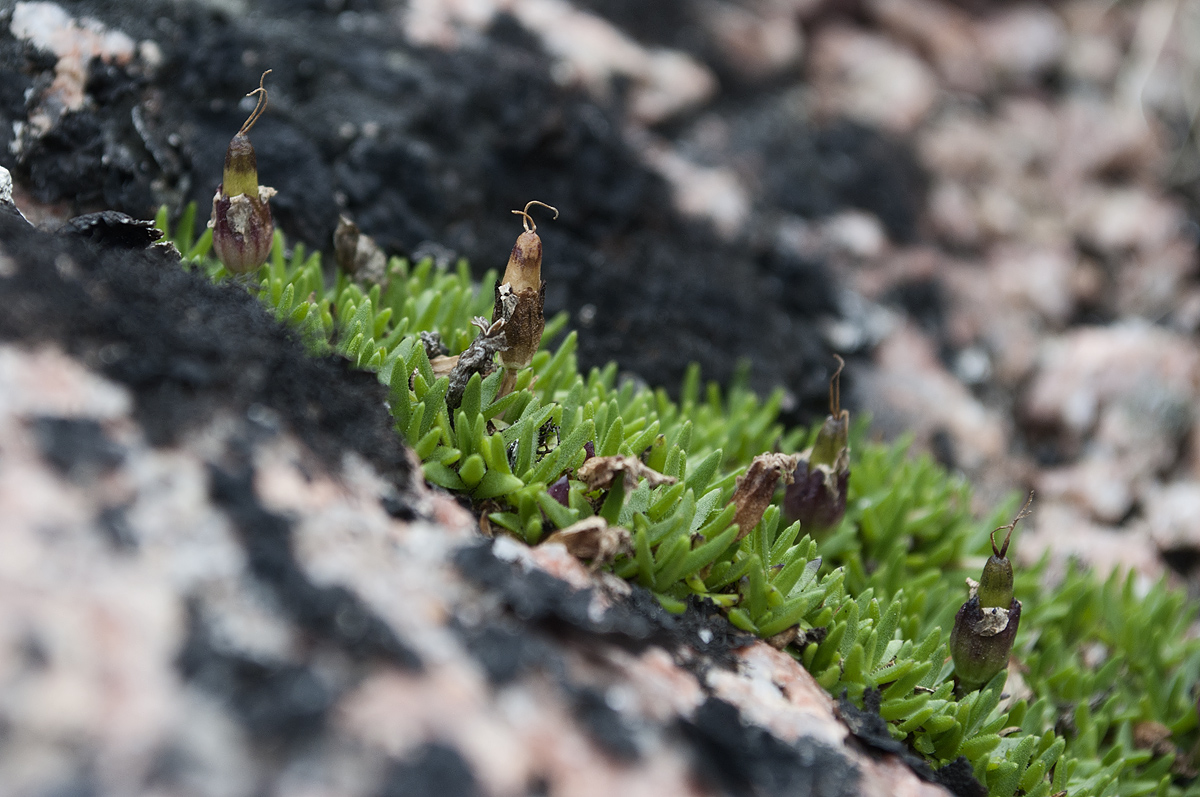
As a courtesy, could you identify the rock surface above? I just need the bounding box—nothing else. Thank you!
[4,0,1200,737]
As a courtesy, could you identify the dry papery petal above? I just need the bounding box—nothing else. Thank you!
[430,355,458,379]
[972,606,1011,636]
[492,281,544,373]
[543,517,632,569]
[575,455,678,491]
[334,214,387,283]
[731,453,800,541]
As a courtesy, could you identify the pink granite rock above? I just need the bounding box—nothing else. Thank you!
[808,25,939,133]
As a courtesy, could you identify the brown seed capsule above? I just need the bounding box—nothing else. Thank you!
[209,71,277,274]
[492,201,556,388]
[950,493,1033,692]
[783,356,851,534]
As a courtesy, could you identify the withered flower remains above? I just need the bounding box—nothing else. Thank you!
[209,71,277,273]
[492,201,556,394]
[783,355,850,534]
[731,452,801,541]
[950,494,1032,692]
[543,517,632,571]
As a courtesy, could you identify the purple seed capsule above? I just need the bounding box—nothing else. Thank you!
[783,356,849,535]
[950,494,1032,691]
[208,71,276,274]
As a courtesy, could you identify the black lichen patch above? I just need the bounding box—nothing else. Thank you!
[935,756,988,797]
[96,504,138,551]
[12,56,155,214]
[568,685,641,762]
[454,542,632,635]
[377,743,481,797]
[453,543,776,764]
[568,0,697,54]
[177,601,333,744]
[679,698,861,797]
[31,417,125,481]
[57,211,164,249]
[457,621,555,686]
[1161,546,1200,580]
[453,541,752,669]
[882,276,947,339]
[836,689,935,781]
[20,631,50,671]
[673,594,757,670]
[453,598,643,760]
[209,463,422,670]
[0,214,412,491]
[0,30,51,161]
[381,494,418,522]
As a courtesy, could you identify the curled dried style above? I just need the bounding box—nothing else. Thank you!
[782,355,851,535]
[209,70,278,274]
[979,491,1032,607]
[950,492,1034,692]
[492,200,558,396]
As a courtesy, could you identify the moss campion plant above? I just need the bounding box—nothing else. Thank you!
[156,201,1200,797]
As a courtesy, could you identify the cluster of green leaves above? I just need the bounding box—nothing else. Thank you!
[159,205,1200,797]
[828,447,1200,796]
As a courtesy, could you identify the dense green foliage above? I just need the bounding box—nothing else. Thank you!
[160,206,1200,797]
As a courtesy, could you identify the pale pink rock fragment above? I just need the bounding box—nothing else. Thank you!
[808,25,939,133]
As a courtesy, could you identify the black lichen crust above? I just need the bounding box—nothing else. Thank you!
[177,600,335,746]
[453,541,754,670]
[377,743,482,797]
[679,698,861,797]
[31,416,126,480]
[0,214,411,487]
[837,689,945,784]
[453,613,642,761]
[457,620,555,687]
[174,460,422,750]
[57,211,164,249]
[208,461,422,669]
[935,756,989,797]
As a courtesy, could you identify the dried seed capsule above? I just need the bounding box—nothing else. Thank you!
[950,494,1033,692]
[783,356,850,534]
[209,71,277,274]
[491,201,556,393]
[334,214,387,283]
